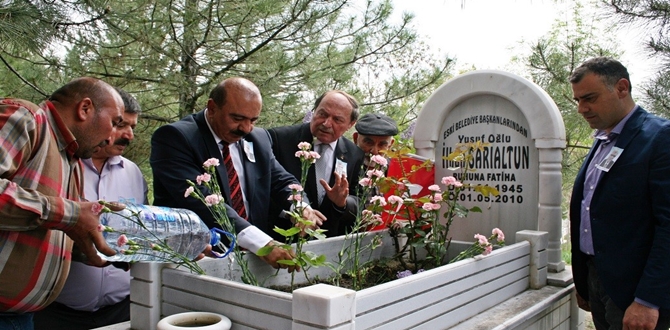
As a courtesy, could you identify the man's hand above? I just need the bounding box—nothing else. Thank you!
[320,172,349,208]
[623,301,659,330]
[258,241,300,273]
[64,201,118,267]
[576,292,591,311]
[196,244,214,261]
[301,208,327,229]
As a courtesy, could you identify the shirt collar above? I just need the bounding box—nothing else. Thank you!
[82,155,125,172]
[43,100,79,159]
[314,138,337,150]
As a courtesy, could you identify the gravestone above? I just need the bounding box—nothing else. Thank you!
[414,70,566,272]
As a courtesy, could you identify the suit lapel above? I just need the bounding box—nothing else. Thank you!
[194,111,232,198]
[613,108,646,151]
[239,137,256,206]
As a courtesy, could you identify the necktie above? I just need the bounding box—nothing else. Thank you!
[221,142,247,219]
[315,143,331,205]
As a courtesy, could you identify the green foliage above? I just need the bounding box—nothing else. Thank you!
[270,142,330,290]
[383,141,501,272]
[605,0,670,117]
[186,161,259,285]
[512,0,622,215]
[0,1,65,53]
[1,0,452,184]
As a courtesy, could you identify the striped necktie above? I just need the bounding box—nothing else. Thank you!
[220,142,247,220]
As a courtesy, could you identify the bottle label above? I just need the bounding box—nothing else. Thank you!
[138,205,177,222]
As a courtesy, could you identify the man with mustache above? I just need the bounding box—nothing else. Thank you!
[151,77,324,272]
[353,113,398,170]
[0,77,123,328]
[268,90,365,238]
[34,88,147,329]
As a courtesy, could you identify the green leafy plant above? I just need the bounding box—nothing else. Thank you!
[330,154,387,290]
[184,158,258,285]
[262,142,329,290]
[376,141,503,272]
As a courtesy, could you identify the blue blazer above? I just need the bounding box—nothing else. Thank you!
[570,107,670,311]
[268,123,365,238]
[150,110,299,235]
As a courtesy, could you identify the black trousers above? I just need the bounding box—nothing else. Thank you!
[587,259,670,330]
[33,296,130,330]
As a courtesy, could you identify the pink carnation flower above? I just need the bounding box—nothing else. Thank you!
[366,169,384,178]
[387,195,404,204]
[196,173,211,185]
[370,155,388,167]
[362,210,383,226]
[297,142,312,150]
[433,193,443,202]
[370,195,387,206]
[203,158,220,168]
[117,234,129,247]
[91,202,104,215]
[428,184,441,192]
[422,202,441,211]
[205,194,224,206]
[474,234,489,246]
[359,177,372,187]
[288,194,303,201]
[184,186,195,198]
[288,183,303,192]
[441,176,463,187]
[97,224,105,232]
[492,228,505,242]
[483,245,493,256]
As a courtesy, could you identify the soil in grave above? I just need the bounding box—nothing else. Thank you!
[267,258,425,293]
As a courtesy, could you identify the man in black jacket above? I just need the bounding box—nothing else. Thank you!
[268,90,365,238]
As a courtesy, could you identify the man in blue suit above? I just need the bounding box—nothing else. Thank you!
[151,77,324,272]
[570,57,670,330]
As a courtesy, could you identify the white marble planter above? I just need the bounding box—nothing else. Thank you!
[157,312,231,330]
[129,230,575,330]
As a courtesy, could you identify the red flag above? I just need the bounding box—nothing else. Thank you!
[370,154,435,231]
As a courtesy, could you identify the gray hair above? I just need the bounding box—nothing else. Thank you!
[312,90,360,122]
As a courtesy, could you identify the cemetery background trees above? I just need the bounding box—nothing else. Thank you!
[604,0,670,117]
[0,0,452,181]
[514,0,622,213]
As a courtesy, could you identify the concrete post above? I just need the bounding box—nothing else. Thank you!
[129,262,175,330]
[292,283,356,329]
[516,230,548,289]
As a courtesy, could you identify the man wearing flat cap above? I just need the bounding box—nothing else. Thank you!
[353,113,398,169]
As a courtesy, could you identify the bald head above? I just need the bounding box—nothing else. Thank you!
[207,77,263,144]
[49,77,124,159]
[208,77,261,108]
[50,77,120,110]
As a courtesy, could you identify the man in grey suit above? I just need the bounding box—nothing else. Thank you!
[151,77,324,271]
[268,90,365,238]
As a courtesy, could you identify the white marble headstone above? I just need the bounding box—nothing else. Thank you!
[414,70,566,271]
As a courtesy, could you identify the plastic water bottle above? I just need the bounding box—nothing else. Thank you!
[99,203,220,262]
